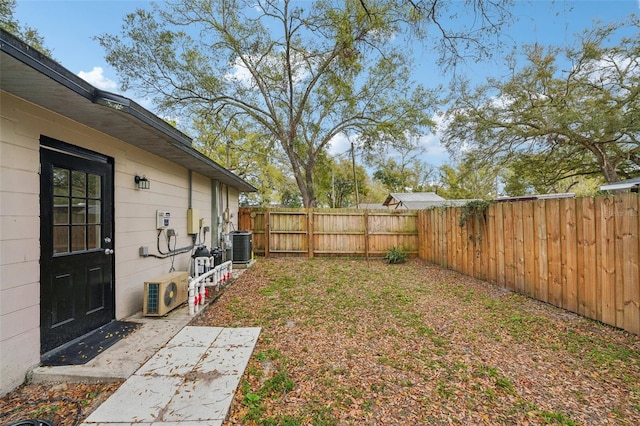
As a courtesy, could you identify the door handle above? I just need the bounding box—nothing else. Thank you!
[104,248,114,255]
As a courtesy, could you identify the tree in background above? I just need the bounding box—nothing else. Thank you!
[194,118,290,206]
[314,156,369,208]
[0,0,51,55]
[97,0,512,207]
[501,152,603,196]
[370,134,437,193]
[443,16,640,189]
[373,158,437,193]
[436,160,498,200]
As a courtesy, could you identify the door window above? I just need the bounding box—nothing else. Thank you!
[53,167,102,254]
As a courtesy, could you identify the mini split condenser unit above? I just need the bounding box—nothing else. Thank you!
[143,271,189,316]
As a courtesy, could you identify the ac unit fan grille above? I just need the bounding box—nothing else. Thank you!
[164,282,177,306]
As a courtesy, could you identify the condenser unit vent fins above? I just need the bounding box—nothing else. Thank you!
[232,231,252,264]
[146,283,160,314]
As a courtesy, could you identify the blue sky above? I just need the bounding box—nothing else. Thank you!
[13,0,640,167]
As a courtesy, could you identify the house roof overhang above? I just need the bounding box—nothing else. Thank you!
[0,29,256,193]
[600,178,640,192]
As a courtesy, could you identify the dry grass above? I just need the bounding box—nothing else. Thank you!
[191,257,640,425]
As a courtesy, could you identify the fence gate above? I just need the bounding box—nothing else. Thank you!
[268,211,309,255]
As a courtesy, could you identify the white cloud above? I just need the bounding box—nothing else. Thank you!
[226,52,311,88]
[225,57,255,85]
[328,133,352,158]
[415,111,452,166]
[77,67,118,91]
[327,114,453,169]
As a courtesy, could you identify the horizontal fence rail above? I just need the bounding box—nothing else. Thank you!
[239,194,640,335]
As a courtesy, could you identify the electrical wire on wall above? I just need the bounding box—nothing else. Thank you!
[168,231,177,272]
[145,229,194,260]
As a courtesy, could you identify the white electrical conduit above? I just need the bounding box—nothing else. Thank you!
[189,260,233,315]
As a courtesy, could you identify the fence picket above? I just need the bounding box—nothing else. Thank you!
[514,202,526,294]
[522,201,536,298]
[546,199,563,307]
[561,198,578,313]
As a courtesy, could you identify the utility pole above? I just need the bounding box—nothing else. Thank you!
[351,140,359,208]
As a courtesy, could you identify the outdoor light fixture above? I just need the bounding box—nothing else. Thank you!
[135,175,150,190]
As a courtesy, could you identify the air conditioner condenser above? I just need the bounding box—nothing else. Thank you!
[143,271,189,316]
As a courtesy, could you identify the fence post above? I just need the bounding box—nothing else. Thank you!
[308,208,314,258]
[265,207,271,257]
[364,211,369,259]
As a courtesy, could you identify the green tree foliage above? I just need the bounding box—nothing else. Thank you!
[97,0,512,207]
[370,135,437,193]
[443,16,640,187]
[436,161,497,200]
[373,158,437,193]
[314,156,369,208]
[0,0,51,55]
[194,119,289,206]
[501,153,602,196]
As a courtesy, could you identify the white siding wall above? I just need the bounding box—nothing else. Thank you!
[0,91,242,396]
[0,97,41,396]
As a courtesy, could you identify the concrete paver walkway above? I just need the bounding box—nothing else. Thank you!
[81,326,260,426]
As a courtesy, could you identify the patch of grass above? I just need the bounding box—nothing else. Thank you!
[362,399,374,412]
[435,381,455,399]
[535,410,579,425]
[226,297,253,320]
[261,371,295,396]
[261,415,302,426]
[562,328,640,369]
[241,380,266,421]
[241,371,295,422]
[309,405,338,426]
[241,348,296,423]
[34,404,60,417]
[495,376,515,393]
[255,348,284,361]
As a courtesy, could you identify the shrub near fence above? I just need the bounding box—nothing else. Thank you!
[419,193,640,335]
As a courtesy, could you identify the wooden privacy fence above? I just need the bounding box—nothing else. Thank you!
[238,208,419,257]
[418,193,640,335]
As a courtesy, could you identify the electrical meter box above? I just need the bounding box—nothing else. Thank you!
[157,210,171,229]
[187,208,200,235]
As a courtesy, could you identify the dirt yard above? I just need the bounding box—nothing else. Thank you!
[191,258,640,425]
[2,257,640,425]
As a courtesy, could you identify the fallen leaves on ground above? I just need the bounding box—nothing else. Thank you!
[3,258,639,425]
[0,382,121,426]
[191,258,640,425]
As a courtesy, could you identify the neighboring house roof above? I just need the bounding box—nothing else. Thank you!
[383,192,447,210]
[0,29,256,193]
[600,178,640,192]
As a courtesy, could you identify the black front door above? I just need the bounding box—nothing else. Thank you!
[40,137,115,354]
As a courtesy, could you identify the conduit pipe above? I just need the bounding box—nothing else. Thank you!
[189,260,233,315]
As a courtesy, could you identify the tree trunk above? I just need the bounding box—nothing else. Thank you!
[290,163,316,207]
[584,140,619,184]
